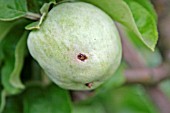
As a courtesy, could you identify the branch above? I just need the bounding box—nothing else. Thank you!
[117,23,170,113]
[125,63,170,84]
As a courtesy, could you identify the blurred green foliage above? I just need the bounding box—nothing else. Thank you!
[0,0,168,113]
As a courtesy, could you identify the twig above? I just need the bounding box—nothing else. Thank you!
[24,12,41,20]
[125,63,170,84]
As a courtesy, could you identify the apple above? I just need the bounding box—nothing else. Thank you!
[27,2,122,90]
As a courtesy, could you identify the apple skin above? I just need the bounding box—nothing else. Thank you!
[27,2,122,90]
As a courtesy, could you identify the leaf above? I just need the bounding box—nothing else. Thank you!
[117,86,159,113]
[0,90,6,113]
[23,84,72,113]
[124,0,158,51]
[0,0,28,21]
[2,93,22,113]
[81,0,157,50]
[0,20,29,42]
[0,20,25,68]
[1,59,21,95]
[0,21,16,42]
[25,16,45,30]
[9,32,28,89]
[97,85,159,113]
[40,2,56,14]
[73,102,105,113]
[27,0,50,13]
[0,22,26,89]
[1,23,26,95]
[128,0,157,20]
[25,1,56,30]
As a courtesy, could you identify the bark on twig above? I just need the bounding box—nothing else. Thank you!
[24,12,41,20]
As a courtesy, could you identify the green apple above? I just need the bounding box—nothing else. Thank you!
[27,2,122,90]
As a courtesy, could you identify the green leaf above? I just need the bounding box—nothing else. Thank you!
[0,20,29,43]
[0,90,7,113]
[23,84,72,113]
[0,0,28,21]
[9,32,28,89]
[81,0,157,50]
[0,21,16,42]
[27,0,50,13]
[97,85,159,113]
[117,86,159,113]
[2,94,22,113]
[127,0,157,20]
[73,102,105,113]
[0,19,28,69]
[124,0,158,51]
[40,2,56,14]
[25,1,56,30]
[1,59,21,95]
[25,16,45,30]
[1,23,26,95]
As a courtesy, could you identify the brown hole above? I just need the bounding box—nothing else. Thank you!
[77,53,88,61]
[85,82,93,88]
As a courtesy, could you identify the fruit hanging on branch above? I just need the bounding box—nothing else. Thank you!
[27,2,122,90]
